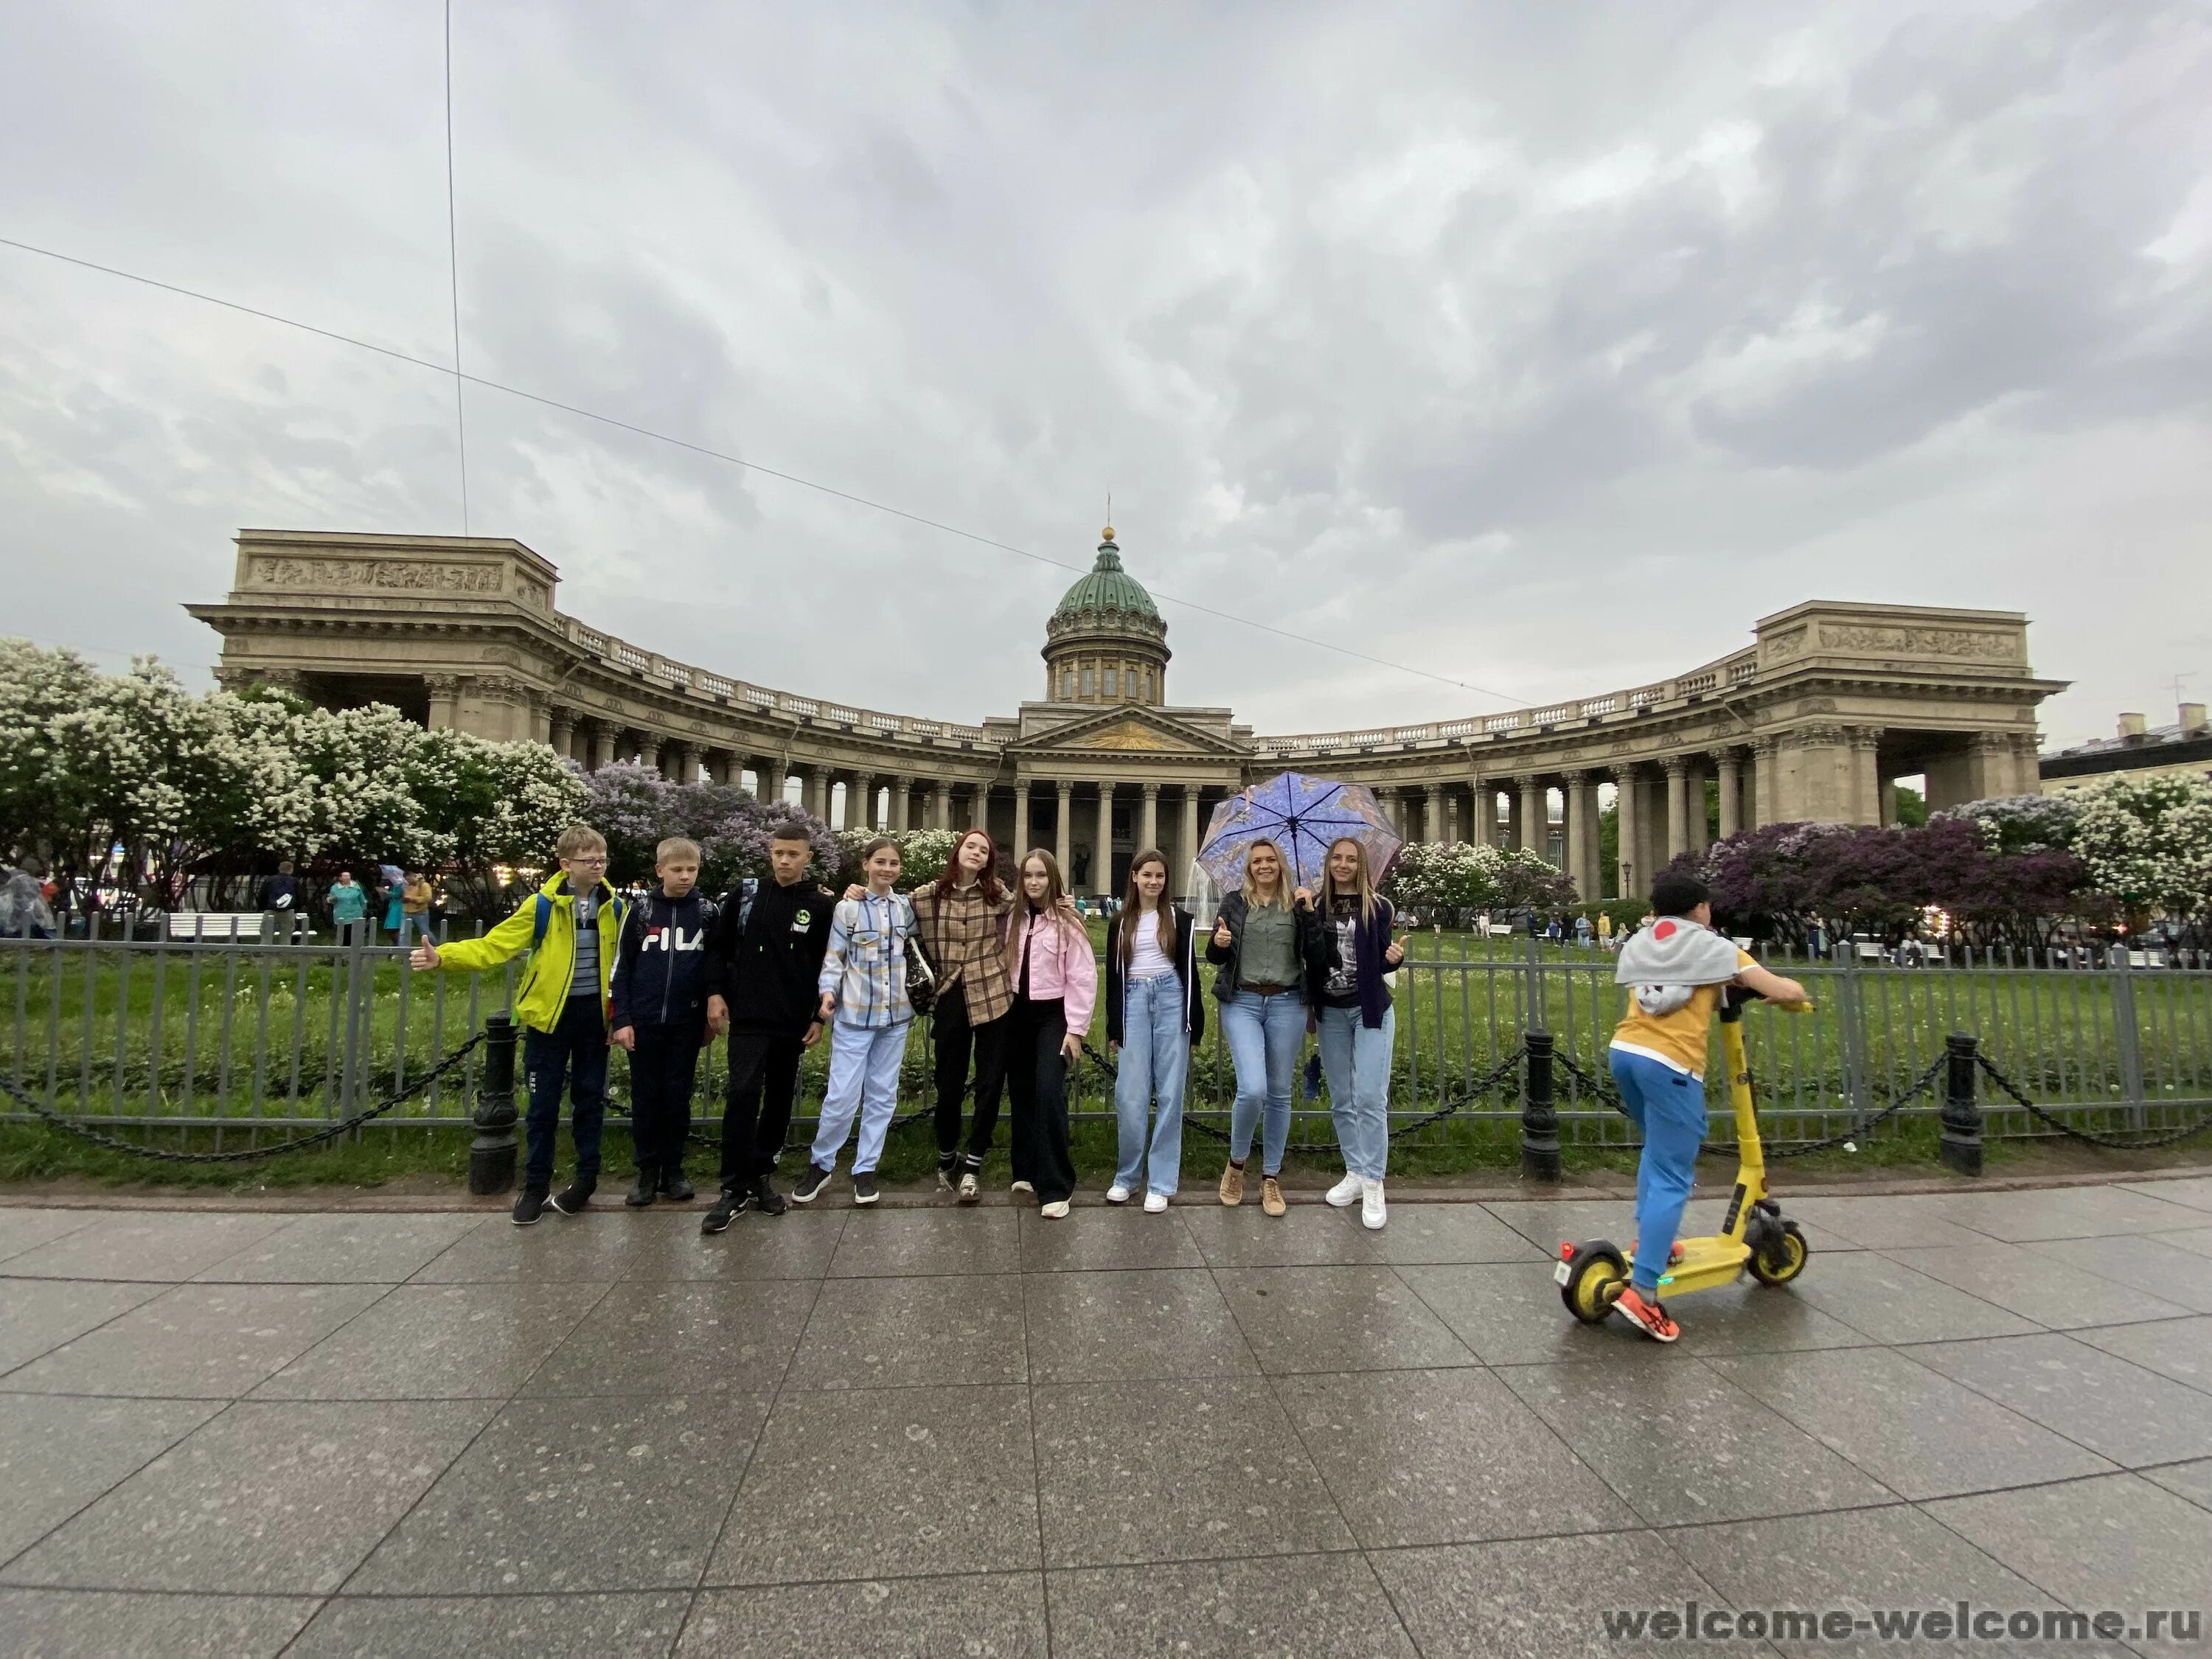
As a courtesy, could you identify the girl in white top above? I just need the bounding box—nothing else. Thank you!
[1104,849,1206,1209]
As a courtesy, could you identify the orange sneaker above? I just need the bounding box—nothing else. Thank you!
[1611,1285,1680,1343]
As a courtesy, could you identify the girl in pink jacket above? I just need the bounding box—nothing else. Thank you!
[1002,849,1097,1218]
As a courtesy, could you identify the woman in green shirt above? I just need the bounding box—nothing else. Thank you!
[1204,838,1317,1217]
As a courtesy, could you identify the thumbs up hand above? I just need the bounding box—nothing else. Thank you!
[1384,932,1408,967]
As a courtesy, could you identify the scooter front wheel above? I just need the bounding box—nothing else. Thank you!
[1747,1220,1809,1286]
[1558,1241,1629,1324]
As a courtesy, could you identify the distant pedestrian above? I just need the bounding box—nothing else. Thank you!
[399,870,433,947]
[327,871,367,944]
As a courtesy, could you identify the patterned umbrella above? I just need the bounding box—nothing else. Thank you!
[1195,772,1404,895]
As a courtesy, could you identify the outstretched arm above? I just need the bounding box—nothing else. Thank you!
[1733,961,1809,1005]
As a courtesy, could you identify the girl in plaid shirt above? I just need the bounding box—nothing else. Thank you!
[794,838,919,1206]
[909,829,1016,1203]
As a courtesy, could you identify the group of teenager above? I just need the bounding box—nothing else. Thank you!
[409,818,1411,1232]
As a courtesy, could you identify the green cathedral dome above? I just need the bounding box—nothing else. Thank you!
[1052,531,1159,622]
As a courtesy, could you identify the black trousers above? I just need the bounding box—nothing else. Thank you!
[933,984,1009,1165]
[627,1026,703,1177]
[1004,995,1076,1205]
[720,1026,807,1190]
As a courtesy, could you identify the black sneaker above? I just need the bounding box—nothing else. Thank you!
[852,1172,880,1206]
[511,1189,548,1226]
[549,1183,594,1215]
[661,1171,695,1203]
[700,1189,742,1234]
[625,1171,658,1208]
[791,1164,833,1204]
[753,1177,787,1217]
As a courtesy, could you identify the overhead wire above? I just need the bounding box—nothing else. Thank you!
[0,231,1522,705]
[442,0,469,536]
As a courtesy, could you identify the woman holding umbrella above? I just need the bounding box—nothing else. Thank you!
[1307,835,1407,1231]
[1207,838,1317,1218]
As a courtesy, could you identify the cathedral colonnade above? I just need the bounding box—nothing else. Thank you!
[192,529,2065,904]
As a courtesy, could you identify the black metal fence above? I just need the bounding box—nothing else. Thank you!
[4,920,2209,1159]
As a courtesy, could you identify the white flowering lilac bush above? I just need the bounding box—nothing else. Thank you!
[0,639,591,916]
[2070,776,2212,928]
[1388,840,1577,925]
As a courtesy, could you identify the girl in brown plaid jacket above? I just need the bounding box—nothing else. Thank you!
[908,830,1017,1203]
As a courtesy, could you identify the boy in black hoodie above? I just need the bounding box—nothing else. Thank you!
[698,822,837,1232]
[611,837,719,1206]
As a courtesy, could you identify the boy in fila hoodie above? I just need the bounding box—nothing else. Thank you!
[611,837,720,1206]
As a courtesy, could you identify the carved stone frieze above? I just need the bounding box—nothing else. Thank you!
[1816,623,2018,661]
[249,557,507,595]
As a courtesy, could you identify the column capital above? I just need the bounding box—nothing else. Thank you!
[1750,734,1781,757]
[1559,768,1591,785]
[1140,779,1160,798]
[1661,755,1690,778]
[424,672,462,697]
[1610,762,1640,784]
[1711,744,1742,768]
[1514,771,1540,790]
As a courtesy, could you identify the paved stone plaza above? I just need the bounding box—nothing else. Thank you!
[2,1178,2211,1657]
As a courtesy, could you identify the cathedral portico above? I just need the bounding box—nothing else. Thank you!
[189,529,2067,900]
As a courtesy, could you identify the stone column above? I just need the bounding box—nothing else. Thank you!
[1141,781,1160,852]
[1663,757,1690,861]
[931,781,951,832]
[2011,732,2044,798]
[1012,781,1032,856]
[1425,784,1444,844]
[852,773,876,831]
[1095,782,1116,896]
[1880,779,1899,827]
[1505,785,1523,851]
[1715,749,1742,840]
[1848,728,1882,825]
[547,707,575,762]
[1517,774,1544,856]
[1055,780,1074,877]
[1751,736,1779,827]
[1564,771,1599,900]
[1469,779,1492,846]
[668,741,698,785]
[425,674,462,731]
[1611,765,1640,902]
[888,776,910,832]
[1179,787,1202,894]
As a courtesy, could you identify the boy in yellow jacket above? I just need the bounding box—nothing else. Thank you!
[411,824,627,1225]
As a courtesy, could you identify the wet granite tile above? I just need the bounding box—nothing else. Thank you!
[827,1206,1019,1276]
[195,1211,486,1282]
[1944,1185,2208,1242]
[1022,1268,1258,1382]
[625,1211,846,1281]
[0,1208,97,1265]
[0,1279,166,1374]
[0,1587,320,1658]
[1177,1203,1387,1267]
[681,1573,1046,1657]
[1274,1366,1636,1547]
[1016,1204,1208,1271]
[4,1212,293,1281]
[1786,1252,2037,1344]
[2070,1314,2212,1394]
[2023,1232,2212,1313]
[3,1282,386,1398]
[1902,1332,2212,1467]
[253,1281,608,1399]
[410,1212,669,1281]
[1882,1240,2191,1329]
[2143,1458,2212,1512]
[1211,1266,1475,1373]
[1498,1359,1898,1524]
[522,1279,819,1397]
[1033,1376,1351,1567]
[785,1273,1025,1389]
[1705,1346,2112,1500]
[1048,1554,1419,1658]
[1925,1472,2212,1618]
[706,1384,1037,1584]
[0,1395,223,1565]
[291,1592,687,1658]
[349,1393,768,1594]
[0,1399,492,1593]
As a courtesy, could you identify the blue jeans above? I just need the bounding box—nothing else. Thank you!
[1220,989,1304,1175]
[523,992,610,1194]
[1317,1002,1395,1181]
[810,1020,911,1175]
[1610,1046,1707,1293]
[1114,975,1191,1196]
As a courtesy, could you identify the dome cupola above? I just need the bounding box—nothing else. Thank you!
[1042,526,1170,706]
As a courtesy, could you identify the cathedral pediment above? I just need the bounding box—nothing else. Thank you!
[1006,703,1251,759]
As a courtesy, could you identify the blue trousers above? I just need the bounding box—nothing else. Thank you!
[1317,1003,1395,1181]
[523,993,610,1194]
[1113,974,1191,1196]
[1610,1047,1707,1293]
[1220,989,1304,1175]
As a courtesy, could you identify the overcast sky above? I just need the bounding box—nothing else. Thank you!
[2,1,2207,748]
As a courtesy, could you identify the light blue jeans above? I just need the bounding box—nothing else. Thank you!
[810,1019,911,1175]
[1114,974,1190,1196]
[1220,989,1304,1175]
[1317,1002,1395,1181]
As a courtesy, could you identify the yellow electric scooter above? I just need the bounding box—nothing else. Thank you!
[1557,987,1813,1323]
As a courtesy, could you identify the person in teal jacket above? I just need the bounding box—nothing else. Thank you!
[327,871,369,943]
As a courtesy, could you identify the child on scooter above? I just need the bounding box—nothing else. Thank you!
[1607,873,1806,1343]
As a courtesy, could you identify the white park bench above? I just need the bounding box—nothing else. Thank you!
[165,913,271,942]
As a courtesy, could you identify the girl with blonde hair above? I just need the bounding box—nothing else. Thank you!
[1205,838,1318,1218]
[1306,836,1406,1231]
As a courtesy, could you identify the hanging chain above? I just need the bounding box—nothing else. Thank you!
[1975,1054,2212,1151]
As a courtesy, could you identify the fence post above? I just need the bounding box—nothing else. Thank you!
[2108,947,2146,1132]
[469,1012,520,1194]
[1940,1032,1982,1178]
[1521,1029,1561,1182]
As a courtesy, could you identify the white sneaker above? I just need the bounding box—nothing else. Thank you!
[1360,1178,1387,1231]
[1011,1180,1034,1195]
[1325,1173,1363,1208]
[1105,1185,1132,1205]
[1142,1192,1169,1214]
[1040,1199,1071,1220]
